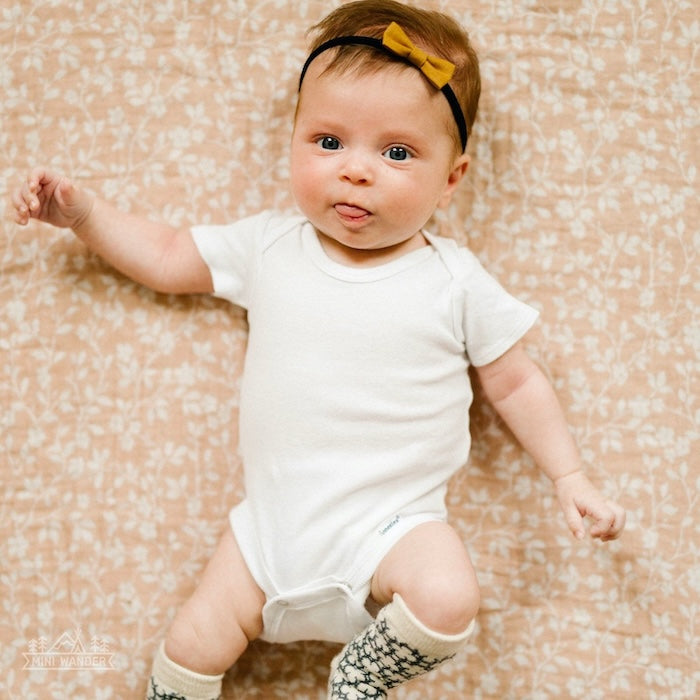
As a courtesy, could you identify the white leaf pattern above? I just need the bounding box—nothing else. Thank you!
[1,0,698,698]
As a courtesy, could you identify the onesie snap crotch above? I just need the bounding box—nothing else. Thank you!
[260,577,374,644]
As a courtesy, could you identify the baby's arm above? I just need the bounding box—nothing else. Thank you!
[11,168,212,295]
[475,343,625,541]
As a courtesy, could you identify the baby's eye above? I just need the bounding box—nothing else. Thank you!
[317,136,342,151]
[383,146,412,162]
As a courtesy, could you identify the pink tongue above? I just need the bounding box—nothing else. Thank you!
[335,204,369,218]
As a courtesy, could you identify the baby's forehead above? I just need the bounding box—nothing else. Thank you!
[308,45,415,82]
[299,55,437,108]
[295,48,460,151]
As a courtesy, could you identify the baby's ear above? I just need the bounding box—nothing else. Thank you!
[439,154,470,207]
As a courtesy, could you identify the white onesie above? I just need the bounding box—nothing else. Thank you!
[192,212,538,644]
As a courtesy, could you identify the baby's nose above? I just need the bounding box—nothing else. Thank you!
[339,152,374,185]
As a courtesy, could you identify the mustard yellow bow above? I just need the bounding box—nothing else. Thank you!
[382,22,456,89]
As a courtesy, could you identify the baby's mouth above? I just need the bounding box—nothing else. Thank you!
[334,203,371,220]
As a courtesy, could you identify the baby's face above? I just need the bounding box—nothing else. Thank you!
[291,59,468,265]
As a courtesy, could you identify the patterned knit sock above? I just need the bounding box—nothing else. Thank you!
[146,642,223,700]
[328,593,474,699]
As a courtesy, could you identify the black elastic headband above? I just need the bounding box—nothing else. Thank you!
[298,33,468,152]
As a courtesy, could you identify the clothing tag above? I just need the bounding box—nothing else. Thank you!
[378,514,401,536]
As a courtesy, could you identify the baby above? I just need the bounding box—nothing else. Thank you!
[11,1,625,698]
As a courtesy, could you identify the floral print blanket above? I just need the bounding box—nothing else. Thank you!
[1,1,697,697]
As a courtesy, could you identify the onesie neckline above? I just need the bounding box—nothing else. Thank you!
[302,221,436,282]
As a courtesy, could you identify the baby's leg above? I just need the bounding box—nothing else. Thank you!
[371,520,480,632]
[329,521,478,699]
[147,527,266,700]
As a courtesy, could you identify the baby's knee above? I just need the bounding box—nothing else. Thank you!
[165,597,247,676]
[402,570,480,636]
[165,609,216,675]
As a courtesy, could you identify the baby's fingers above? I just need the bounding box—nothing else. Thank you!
[11,171,45,223]
[11,183,34,224]
[561,501,586,540]
[590,500,626,541]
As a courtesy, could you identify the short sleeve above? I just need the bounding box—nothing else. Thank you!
[190,211,272,308]
[455,249,539,367]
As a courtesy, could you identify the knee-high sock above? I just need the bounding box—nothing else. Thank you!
[328,593,474,699]
[146,642,223,700]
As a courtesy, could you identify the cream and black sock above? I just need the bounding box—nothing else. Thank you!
[328,593,474,699]
[146,642,223,700]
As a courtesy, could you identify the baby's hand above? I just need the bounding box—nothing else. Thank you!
[11,168,93,229]
[554,470,625,541]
